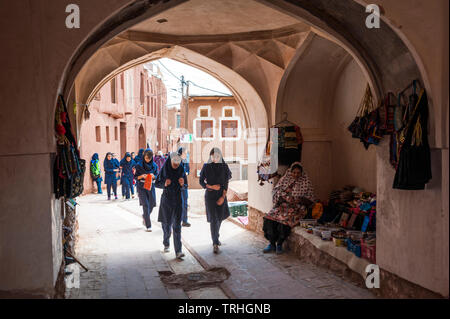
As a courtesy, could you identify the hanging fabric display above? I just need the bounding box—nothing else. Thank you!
[257,119,303,186]
[378,92,395,135]
[257,128,279,185]
[278,125,303,166]
[53,94,86,199]
[393,82,432,190]
[347,84,379,149]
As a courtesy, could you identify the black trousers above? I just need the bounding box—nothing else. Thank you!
[263,217,291,245]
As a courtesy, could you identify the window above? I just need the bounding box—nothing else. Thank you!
[140,73,145,105]
[110,78,116,103]
[200,109,209,117]
[151,99,154,117]
[114,126,118,141]
[106,126,110,143]
[221,120,238,138]
[196,120,213,138]
[126,72,134,105]
[147,98,150,116]
[176,114,181,128]
[120,74,124,90]
[95,126,101,142]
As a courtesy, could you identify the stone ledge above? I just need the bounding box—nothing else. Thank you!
[291,227,370,280]
[247,206,445,299]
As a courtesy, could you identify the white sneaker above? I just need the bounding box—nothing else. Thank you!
[146,227,152,232]
[163,246,170,253]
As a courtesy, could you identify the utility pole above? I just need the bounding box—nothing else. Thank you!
[181,75,189,129]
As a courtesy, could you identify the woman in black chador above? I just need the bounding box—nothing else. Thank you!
[199,148,232,254]
[155,152,187,259]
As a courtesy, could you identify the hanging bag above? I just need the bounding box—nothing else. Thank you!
[348,84,376,148]
[53,94,86,199]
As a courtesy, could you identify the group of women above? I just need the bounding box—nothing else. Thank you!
[89,147,232,258]
[91,147,316,258]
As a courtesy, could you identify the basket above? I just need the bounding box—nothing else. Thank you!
[361,238,376,263]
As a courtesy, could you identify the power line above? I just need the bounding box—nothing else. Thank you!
[187,80,232,97]
[155,60,232,97]
[155,60,183,82]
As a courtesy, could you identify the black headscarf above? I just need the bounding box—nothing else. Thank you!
[120,152,134,170]
[140,149,158,174]
[204,147,231,185]
[207,147,225,164]
[135,148,144,163]
[103,152,114,170]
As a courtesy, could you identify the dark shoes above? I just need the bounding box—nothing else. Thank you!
[263,243,283,254]
[276,243,283,254]
[213,245,219,254]
[182,222,191,227]
[263,243,276,253]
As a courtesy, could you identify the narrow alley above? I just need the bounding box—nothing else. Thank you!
[66,189,374,299]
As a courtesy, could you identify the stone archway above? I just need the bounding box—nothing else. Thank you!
[59,0,432,133]
[53,0,444,297]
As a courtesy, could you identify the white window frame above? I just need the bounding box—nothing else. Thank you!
[219,107,241,141]
[222,106,235,118]
[197,105,211,118]
[193,118,215,141]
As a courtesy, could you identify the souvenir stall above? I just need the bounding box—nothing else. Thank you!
[296,79,431,265]
[299,185,377,263]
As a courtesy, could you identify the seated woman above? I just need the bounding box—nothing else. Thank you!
[262,162,315,254]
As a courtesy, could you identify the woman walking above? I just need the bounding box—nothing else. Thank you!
[120,152,136,200]
[90,153,103,194]
[199,147,232,254]
[155,152,187,259]
[134,149,158,231]
[135,148,144,164]
[104,152,119,200]
[262,162,315,254]
[178,147,191,227]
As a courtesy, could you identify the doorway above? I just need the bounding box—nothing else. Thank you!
[120,122,127,157]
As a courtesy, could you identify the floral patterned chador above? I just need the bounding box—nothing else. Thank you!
[264,162,315,228]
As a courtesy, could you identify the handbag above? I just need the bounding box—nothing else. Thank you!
[53,94,85,199]
[348,84,375,145]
